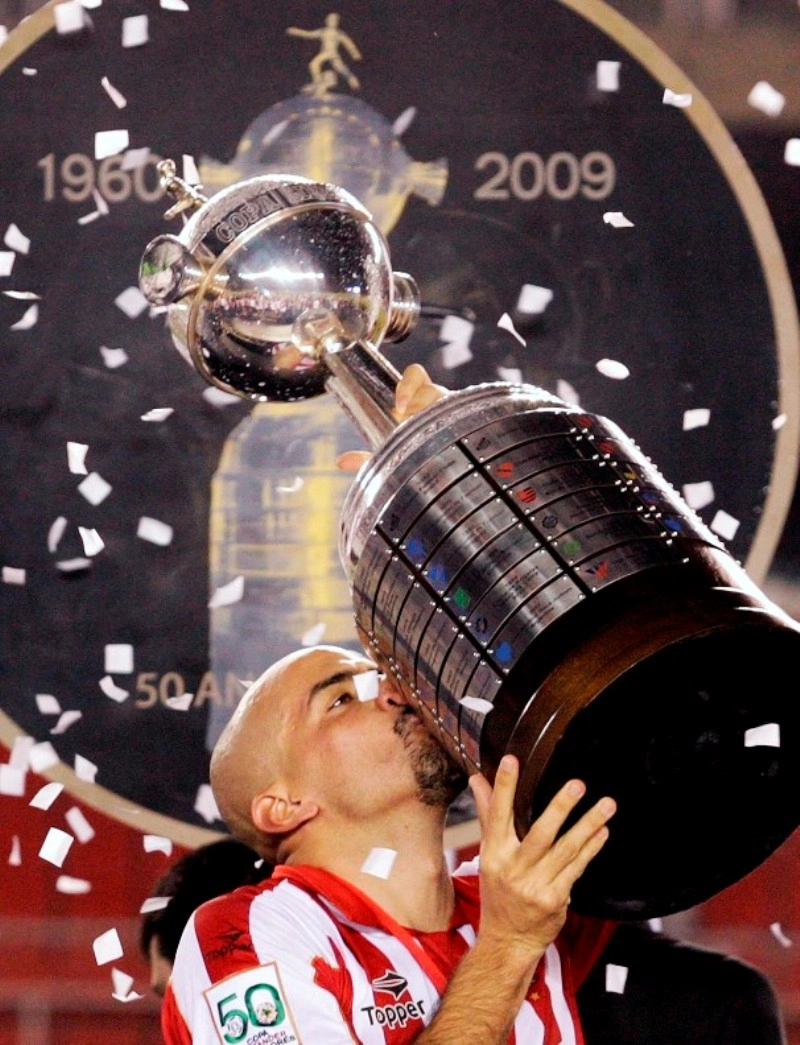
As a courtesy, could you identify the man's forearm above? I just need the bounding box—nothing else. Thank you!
[415,934,543,1043]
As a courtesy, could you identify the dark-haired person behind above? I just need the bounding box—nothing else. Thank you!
[140,837,273,997]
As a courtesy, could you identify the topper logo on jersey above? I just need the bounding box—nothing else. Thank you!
[361,970,427,1029]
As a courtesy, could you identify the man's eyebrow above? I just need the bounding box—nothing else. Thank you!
[308,669,360,700]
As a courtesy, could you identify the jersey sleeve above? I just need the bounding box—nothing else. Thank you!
[166,881,359,1044]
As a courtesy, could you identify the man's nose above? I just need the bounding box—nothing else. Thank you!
[375,673,410,711]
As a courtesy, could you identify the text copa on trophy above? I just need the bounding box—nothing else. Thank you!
[139,161,800,919]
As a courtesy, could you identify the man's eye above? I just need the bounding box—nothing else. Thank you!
[330,691,353,709]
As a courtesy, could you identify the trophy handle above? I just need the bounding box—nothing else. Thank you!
[324,340,402,449]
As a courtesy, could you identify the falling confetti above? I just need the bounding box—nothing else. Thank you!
[101,76,127,109]
[460,696,494,715]
[710,510,739,542]
[596,358,630,380]
[603,212,634,229]
[516,283,553,314]
[0,766,26,797]
[141,407,174,422]
[208,575,245,608]
[99,676,129,702]
[57,875,92,895]
[361,847,398,879]
[596,60,620,92]
[785,139,800,167]
[74,754,98,783]
[29,781,64,810]
[66,806,96,843]
[114,286,149,318]
[36,694,61,715]
[4,223,30,253]
[165,693,193,711]
[770,923,793,948]
[301,622,326,646]
[10,303,38,329]
[77,472,112,506]
[78,527,105,557]
[47,516,68,552]
[747,81,785,118]
[683,408,710,431]
[50,710,83,735]
[56,557,92,573]
[54,1,88,34]
[161,0,190,11]
[202,386,241,407]
[67,442,89,474]
[105,643,134,674]
[94,129,130,160]
[194,783,220,823]
[0,251,15,277]
[605,963,628,994]
[772,413,787,431]
[682,480,714,511]
[93,928,124,966]
[143,835,173,856]
[439,314,474,370]
[137,517,174,546]
[29,741,59,774]
[497,366,523,383]
[140,896,171,914]
[354,670,380,702]
[497,312,526,347]
[393,106,416,136]
[111,968,144,1002]
[2,566,26,585]
[744,723,780,748]
[39,828,74,868]
[8,836,21,866]
[100,346,129,368]
[122,147,151,171]
[121,14,149,47]
[663,88,692,108]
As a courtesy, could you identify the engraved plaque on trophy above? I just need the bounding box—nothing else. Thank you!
[139,163,800,918]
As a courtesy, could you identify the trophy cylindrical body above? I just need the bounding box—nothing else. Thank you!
[340,382,800,919]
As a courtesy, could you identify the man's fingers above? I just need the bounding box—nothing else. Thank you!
[470,755,519,850]
[394,363,448,420]
[336,450,372,473]
[522,790,616,873]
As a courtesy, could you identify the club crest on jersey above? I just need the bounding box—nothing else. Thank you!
[204,963,302,1044]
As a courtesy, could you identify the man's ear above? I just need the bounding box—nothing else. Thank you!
[251,788,319,838]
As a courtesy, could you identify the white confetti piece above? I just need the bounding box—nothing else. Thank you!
[56,557,92,573]
[74,754,98,783]
[100,345,129,368]
[663,88,692,108]
[772,413,787,431]
[10,736,34,769]
[139,895,171,914]
[143,835,173,856]
[10,303,38,329]
[111,968,141,1002]
[202,386,241,407]
[29,741,59,774]
[603,212,634,229]
[79,527,105,557]
[137,516,173,546]
[22,68,37,77]
[748,80,785,118]
[0,252,15,277]
[30,781,64,810]
[647,918,663,933]
[360,846,397,879]
[393,106,416,136]
[208,575,245,608]
[710,509,739,542]
[3,289,41,300]
[36,694,61,715]
[276,476,304,494]
[497,312,526,347]
[122,147,150,171]
[683,408,710,431]
[114,286,148,318]
[165,693,193,711]
[105,643,134,673]
[596,358,630,380]
[99,675,129,702]
[784,139,800,167]
[95,129,130,160]
[354,670,380,702]
[2,566,26,585]
[66,806,95,843]
[556,378,580,405]
[0,765,26,796]
[57,875,92,895]
[439,314,474,371]
[77,471,112,506]
[78,209,102,227]
[596,60,620,92]
[50,710,83,735]
[497,366,523,383]
[744,722,780,748]
[67,442,89,474]
[121,13,148,47]
[194,784,221,823]
[8,836,21,866]
[605,963,628,993]
[301,622,327,646]
[770,922,793,948]
[682,480,714,510]
[182,153,200,183]
[40,827,74,868]
[54,1,87,34]
[101,76,127,109]
[4,223,30,254]
[93,927,123,965]
[48,516,68,553]
[460,696,494,715]
[141,407,173,422]
[92,187,109,216]
[0,27,6,46]
[516,283,553,314]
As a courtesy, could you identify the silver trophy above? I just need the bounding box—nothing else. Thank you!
[139,162,800,918]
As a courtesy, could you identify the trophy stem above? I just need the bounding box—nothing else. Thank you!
[324,341,402,449]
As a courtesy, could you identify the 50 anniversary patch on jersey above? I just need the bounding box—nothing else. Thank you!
[204,964,301,1045]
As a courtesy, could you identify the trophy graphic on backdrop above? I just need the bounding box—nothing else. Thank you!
[139,161,800,918]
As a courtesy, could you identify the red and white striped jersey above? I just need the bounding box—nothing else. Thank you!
[162,861,615,1045]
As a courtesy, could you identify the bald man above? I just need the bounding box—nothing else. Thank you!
[161,644,616,1043]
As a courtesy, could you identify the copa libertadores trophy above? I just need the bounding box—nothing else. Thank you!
[139,160,800,919]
